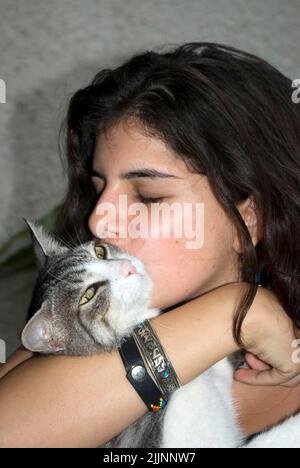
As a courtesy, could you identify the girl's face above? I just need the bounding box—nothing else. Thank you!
[88,118,241,310]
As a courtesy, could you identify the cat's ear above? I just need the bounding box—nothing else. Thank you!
[21,302,66,353]
[23,218,67,270]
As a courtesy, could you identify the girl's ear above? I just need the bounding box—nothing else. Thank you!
[233,196,262,253]
[21,302,65,354]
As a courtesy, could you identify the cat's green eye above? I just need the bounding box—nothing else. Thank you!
[95,244,106,259]
[79,287,96,305]
[79,281,108,306]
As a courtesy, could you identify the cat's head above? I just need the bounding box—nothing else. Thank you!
[21,220,159,355]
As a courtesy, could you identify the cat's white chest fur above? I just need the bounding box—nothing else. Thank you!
[160,358,244,448]
[160,357,300,448]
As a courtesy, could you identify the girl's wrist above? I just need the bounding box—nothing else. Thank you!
[149,283,242,386]
[240,285,285,349]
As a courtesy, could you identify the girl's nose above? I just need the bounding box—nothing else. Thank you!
[92,216,119,240]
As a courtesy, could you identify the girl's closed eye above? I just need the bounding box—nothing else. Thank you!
[136,194,164,204]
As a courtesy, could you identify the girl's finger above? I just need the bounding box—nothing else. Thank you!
[280,376,300,388]
[234,368,290,386]
[244,353,271,371]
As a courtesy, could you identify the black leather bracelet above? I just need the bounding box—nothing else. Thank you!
[118,334,167,412]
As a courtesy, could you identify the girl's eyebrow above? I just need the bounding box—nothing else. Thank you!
[90,168,182,180]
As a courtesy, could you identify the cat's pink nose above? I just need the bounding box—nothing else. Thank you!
[119,260,137,278]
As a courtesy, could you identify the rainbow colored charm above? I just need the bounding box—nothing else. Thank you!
[150,397,167,412]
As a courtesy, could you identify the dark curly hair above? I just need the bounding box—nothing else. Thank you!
[56,41,300,345]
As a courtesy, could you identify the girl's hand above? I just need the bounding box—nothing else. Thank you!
[234,285,300,387]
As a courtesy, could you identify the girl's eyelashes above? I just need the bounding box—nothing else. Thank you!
[90,176,165,205]
[136,194,164,204]
[91,185,164,204]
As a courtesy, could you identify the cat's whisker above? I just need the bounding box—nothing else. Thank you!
[56,233,76,250]
[43,267,77,287]
[59,226,78,249]
[72,220,85,248]
[81,245,94,257]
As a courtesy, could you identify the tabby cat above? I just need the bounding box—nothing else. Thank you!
[21,220,300,448]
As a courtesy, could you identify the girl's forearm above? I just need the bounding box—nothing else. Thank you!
[0,283,240,448]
